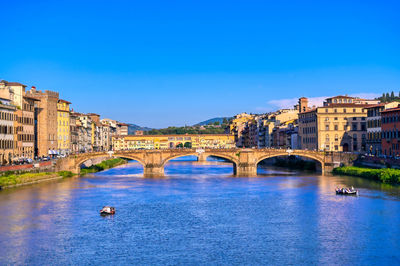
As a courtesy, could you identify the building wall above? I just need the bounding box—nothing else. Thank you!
[381,108,400,156]
[298,110,318,150]
[70,113,78,153]
[112,134,236,151]
[0,101,16,164]
[26,89,59,157]
[57,100,71,154]
[315,106,367,152]
[299,97,368,152]
[14,97,36,159]
[366,102,398,156]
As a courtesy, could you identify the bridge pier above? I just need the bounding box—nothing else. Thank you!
[197,153,208,162]
[143,164,165,177]
[235,163,257,177]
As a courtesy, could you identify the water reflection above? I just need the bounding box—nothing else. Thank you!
[1,158,400,264]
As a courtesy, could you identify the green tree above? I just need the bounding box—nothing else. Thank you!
[386,92,390,100]
[176,143,183,148]
[214,121,220,125]
[391,91,395,100]
[382,93,386,102]
[184,142,192,148]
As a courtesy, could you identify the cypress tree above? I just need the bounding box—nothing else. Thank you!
[391,91,395,100]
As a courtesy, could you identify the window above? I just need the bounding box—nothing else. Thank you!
[334,125,338,130]
[344,109,347,113]
[334,109,337,113]
[353,109,356,113]
[325,109,329,113]
[334,117,338,120]
[325,125,329,130]
[335,134,339,141]
[352,123,358,131]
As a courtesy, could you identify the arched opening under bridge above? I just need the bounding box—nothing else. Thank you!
[76,155,145,176]
[163,154,237,176]
[256,154,324,175]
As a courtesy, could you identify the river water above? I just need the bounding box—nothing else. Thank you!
[1,156,400,265]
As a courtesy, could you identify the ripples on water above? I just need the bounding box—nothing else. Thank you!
[1,156,400,265]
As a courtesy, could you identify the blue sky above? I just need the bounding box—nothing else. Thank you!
[1,0,399,128]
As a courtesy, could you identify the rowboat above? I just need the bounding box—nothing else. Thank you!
[100,206,116,215]
[335,187,358,195]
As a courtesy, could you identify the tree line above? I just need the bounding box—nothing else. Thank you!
[377,91,400,103]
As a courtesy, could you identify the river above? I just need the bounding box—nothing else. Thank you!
[1,156,400,265]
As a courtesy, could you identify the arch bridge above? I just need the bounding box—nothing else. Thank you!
[55,148,357,177]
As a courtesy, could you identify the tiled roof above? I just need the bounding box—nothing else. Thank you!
[0,80,27,87]
[381,107,400,113]
[58,99,71,104]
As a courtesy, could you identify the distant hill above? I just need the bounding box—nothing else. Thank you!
[195,117,231,126]
[127,124,153,134]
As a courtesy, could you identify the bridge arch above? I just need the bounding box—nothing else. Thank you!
[255,151,325,172]
[161,152,239,167]
[74,154,145,171]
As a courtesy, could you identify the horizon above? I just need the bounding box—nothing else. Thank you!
[1,0,399,128]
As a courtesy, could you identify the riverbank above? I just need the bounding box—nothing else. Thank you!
[80,158,127,175]
[0,171,74,189]
[333,166,400,185]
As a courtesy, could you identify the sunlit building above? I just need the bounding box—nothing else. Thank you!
[298,96,371,152]
[57,99,71,155]
[112,134,235,151]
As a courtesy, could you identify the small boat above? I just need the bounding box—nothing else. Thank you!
[335,187,358,196]
[100,206,115,215]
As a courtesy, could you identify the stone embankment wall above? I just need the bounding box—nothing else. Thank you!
[0,161,55,174]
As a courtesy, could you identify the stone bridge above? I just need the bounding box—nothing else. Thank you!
[55,148,357,177]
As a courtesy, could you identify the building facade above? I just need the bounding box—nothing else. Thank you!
[0,97,16,164]
[229,113,256,147]
[14,96,38,160]
[256,109,299,148]
[77,114,93,153]
[70,112,79,153]
[112,134,236,151]
[381,107,400,157]
[298,96,368,152]
[57,99,71,155]
[117,123,129,136]
[365,102,398,156]
[26,87,59,157]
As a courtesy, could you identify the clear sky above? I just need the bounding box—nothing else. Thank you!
[1,0,399,128]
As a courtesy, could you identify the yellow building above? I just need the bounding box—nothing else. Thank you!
[57,99,71,154]
[298,96,369,152]
[229,113,257,147]
[112,134,235,151]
